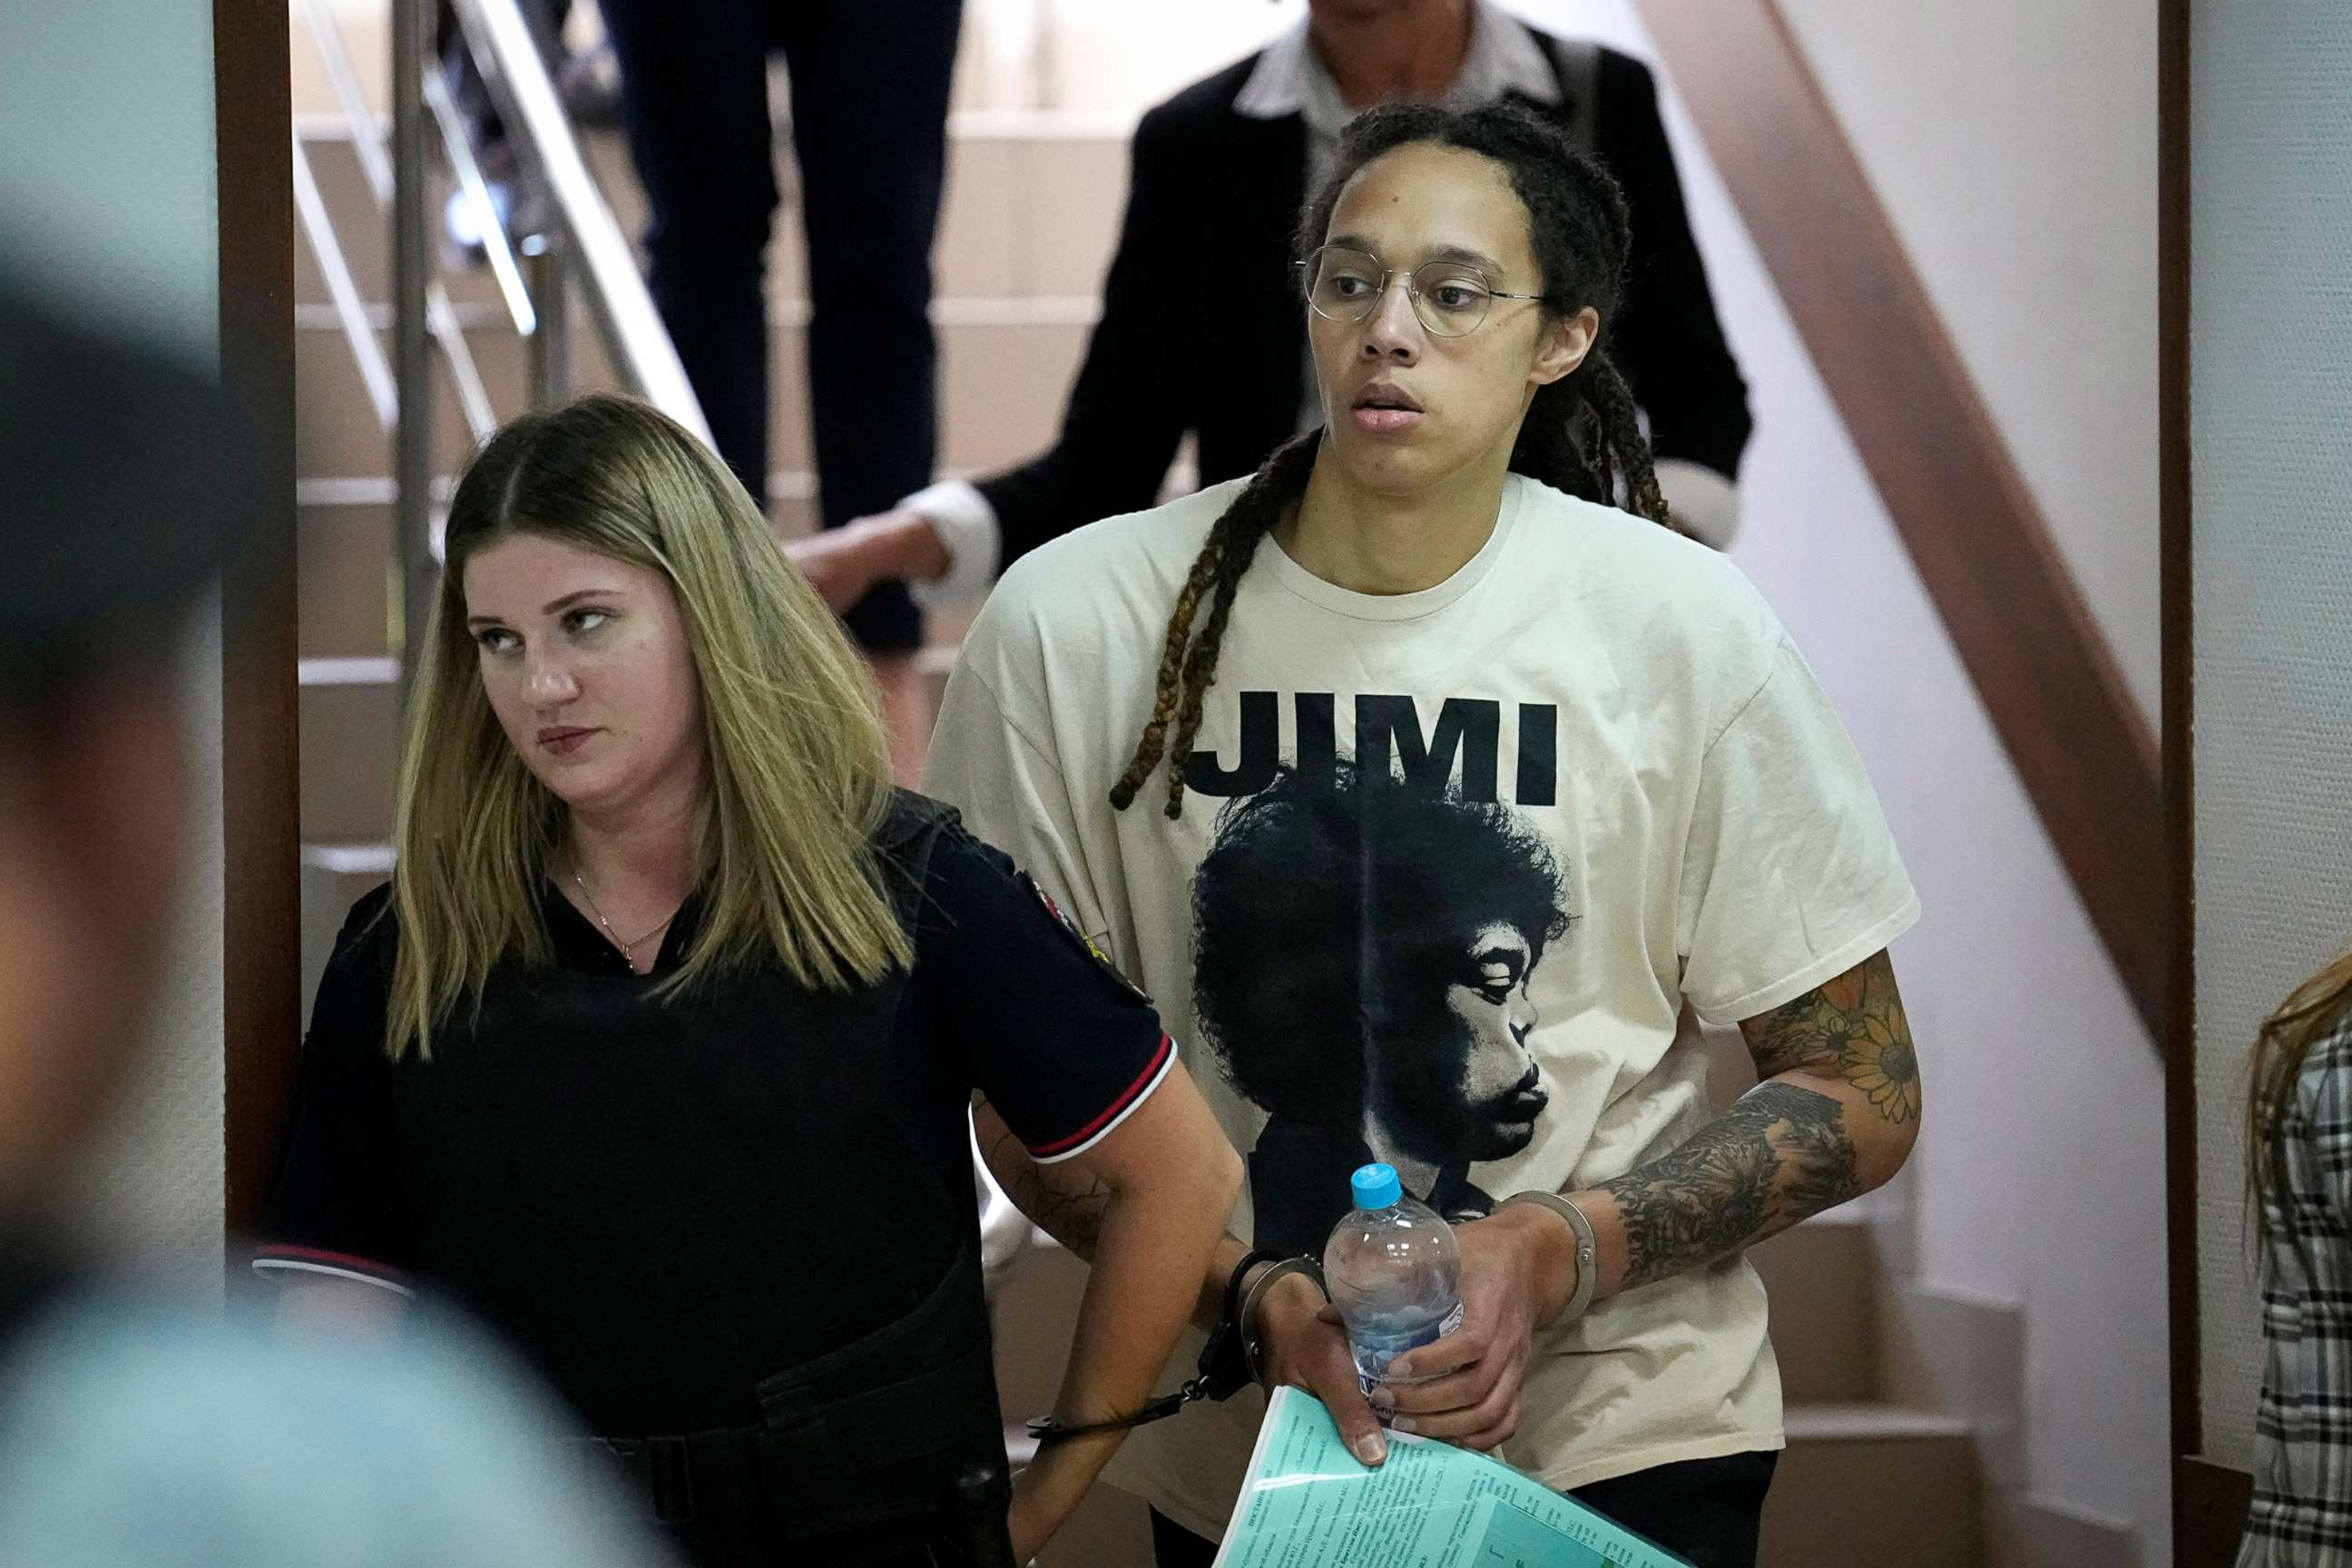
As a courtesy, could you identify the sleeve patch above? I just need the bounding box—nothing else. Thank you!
[1021,873,1153,1004]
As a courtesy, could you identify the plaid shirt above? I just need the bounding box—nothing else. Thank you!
[2242,1009,2352,1565]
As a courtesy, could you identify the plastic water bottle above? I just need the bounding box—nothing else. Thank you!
[1323,1163,1465,1398]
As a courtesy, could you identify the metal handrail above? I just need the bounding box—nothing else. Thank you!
[291,140,398,429]
[376,0,709,685]
[419,66,537,338]
[392,0,433,688]
[293,0,496,441]
[439,0,710,440]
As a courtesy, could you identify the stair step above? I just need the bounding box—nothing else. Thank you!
[1749,1210,1878,1404]
[295,311,1090,486]
[294,316,513,480]
[291,130,806,313]
[1766,1405,1980,1567]
[299,675,401,845]
[1784,1402,1970,1441]
[299,501,394,660]
[293,121,1128,312]
[289,15,1084,132]
[295,486,823,664]
[291,134,505,312]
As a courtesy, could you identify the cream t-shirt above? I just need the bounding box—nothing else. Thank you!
[926,473,1919,1539]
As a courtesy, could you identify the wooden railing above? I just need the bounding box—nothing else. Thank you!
[217,0,299,1237]
[1635,0,2164,1042]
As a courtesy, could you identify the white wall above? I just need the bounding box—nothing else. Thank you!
[2190,0,2352,1477]
[0,0,228,1296]
[1522,0,2170,1553]
[1761,0,2161,731]
[1621,0,2168,1551]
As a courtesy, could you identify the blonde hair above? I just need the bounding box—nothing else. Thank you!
[2246,937,2352,1237]
[383,394,912,1060]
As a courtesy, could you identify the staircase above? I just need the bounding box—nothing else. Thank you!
[289,14,1985,1564]
[289,22,1125,997]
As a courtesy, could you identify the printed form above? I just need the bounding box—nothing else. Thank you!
[1211,1387,1691,1568]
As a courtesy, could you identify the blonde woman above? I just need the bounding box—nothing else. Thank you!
[2239,939,2352,1566]
[256,396,1240,1567]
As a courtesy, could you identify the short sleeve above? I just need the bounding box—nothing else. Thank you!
[252,890,415,1298]
[916,823,1175,1165]
[1676,636,1921,1024]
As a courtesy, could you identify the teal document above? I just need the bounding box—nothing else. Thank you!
[1210,1387,1691,1567]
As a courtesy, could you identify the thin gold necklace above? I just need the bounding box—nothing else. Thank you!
[568,866,680,960]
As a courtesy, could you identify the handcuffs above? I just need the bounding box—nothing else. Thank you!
[1025,1249,1326,1445]
[1027,1191,1598,1445]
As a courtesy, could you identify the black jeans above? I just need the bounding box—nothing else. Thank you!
[594,0,964,652]
[1148,1450,1779,1568]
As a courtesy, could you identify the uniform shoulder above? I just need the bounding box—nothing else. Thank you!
[325,881,400,972]
[875,787,963,851]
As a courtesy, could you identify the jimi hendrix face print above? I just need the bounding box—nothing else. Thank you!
[1189,760,1572,1253]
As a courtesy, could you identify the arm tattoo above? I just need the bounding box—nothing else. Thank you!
[1597,954,1916,1290]
[982,1119,1111,1260]
[1599,1083,1859,1290]
[1740,950,1920,1126]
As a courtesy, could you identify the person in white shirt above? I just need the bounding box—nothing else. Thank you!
[790,0,1751,619]
[925,101,1924,1568]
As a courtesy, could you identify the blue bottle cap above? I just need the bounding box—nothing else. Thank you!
[1351,1163,1403,1211]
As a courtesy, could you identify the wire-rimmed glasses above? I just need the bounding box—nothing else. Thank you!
[1297,243,1549,338]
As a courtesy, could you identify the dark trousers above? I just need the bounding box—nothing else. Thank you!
[1149,1451,1779,1568]
[595,0,962,652]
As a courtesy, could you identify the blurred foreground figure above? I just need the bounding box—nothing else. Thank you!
[0,276,671,1567]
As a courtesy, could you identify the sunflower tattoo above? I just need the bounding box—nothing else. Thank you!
[1743,951,1920,1126]
[1602,954,1917,1289]
[1838,1002,1920,1125]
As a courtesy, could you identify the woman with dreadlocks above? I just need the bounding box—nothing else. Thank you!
[927,102,1924,1568]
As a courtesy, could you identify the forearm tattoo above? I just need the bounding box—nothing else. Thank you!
[1598,954,1916,1290]
[982,1119,1111,1260]
[1599,1083,1859,1289]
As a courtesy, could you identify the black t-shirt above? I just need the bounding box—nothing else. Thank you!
[256,796,1171,1436]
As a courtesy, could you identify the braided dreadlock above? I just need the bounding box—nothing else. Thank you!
[1108,431,1320,817]
[1112,101,1674,819]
